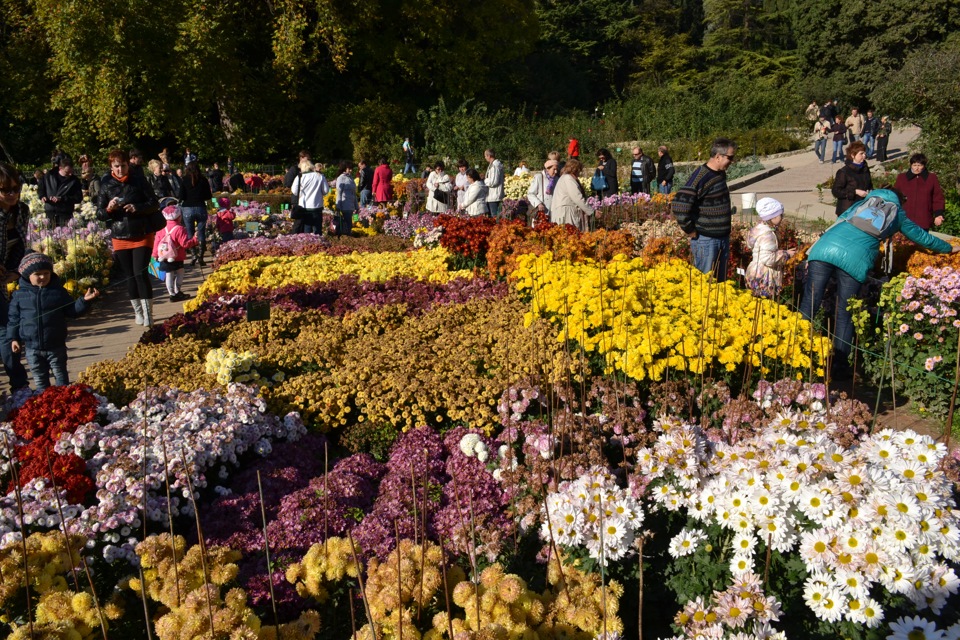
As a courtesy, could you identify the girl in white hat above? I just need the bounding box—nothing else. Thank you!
[745,197,796,298]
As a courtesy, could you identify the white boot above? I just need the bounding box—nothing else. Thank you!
[131,300,145,325]
[141,298,154,327]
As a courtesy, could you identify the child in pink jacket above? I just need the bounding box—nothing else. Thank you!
[213,196,236,255]
[153,205,198,302]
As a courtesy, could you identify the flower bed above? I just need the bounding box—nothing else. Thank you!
[852,266,960,421]
[513,253,831,382]
[184,246,469,311]
[3,198,958,640]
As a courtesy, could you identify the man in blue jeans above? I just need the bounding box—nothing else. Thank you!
[671,138,737,281]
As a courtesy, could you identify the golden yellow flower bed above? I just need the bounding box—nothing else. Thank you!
[82,301,565,433]
[512,253,830,380]
[184,247,470,311]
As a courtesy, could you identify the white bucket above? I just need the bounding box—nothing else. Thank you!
[741,192,757,211]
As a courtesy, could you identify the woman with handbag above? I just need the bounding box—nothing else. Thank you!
[552,159,595,231]
[425,161,452,213]
[334,161,357,236]
[291,159,329,234]
[96,149,162,326]
[593,148,618,199]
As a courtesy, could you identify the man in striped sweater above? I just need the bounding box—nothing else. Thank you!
[671,138,737,281]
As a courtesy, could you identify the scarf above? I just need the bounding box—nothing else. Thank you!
[111,171,129,183]
[545,173,558,195]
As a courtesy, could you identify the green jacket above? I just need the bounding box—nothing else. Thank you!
[807,188,952,282]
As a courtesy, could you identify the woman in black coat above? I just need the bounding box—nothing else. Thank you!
[595,148,619,198]
[96,149,162,326]
[831,141,873,216]
[0,162,31,390]
[178,162,213,265]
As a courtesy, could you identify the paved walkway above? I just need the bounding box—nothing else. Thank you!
[64,263,208,382]
[731,126,920,223]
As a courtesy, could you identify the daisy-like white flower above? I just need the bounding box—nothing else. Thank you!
[799,529,835,569]
[729,554,754,576]
[731,532,758,557]
[813,587,846,623]
[886,615,945,640]
[860,597,885,628]
[668,528,705,558]
[835,465,869,495]
[836,569,869,599]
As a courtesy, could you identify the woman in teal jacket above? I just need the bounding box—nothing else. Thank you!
[800,188,958,377]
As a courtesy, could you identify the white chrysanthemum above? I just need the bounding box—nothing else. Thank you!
[836,569,869,599]
[729,554,753,576]
[731,532,757,557]
[886,615,945,640]
[668,528,705,558]
[459,433,481,456]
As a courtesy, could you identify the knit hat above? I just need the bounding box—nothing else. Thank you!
[162,204,182,221]
[19,253,53,280]
[544,160,558,170]
[756,197,784,221]
[217,197,231,209]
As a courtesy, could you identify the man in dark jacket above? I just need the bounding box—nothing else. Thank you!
[629,147,657,195]
[128,149,146,180]
[207,163,225,193]
[357,159,374,207]
[37,154,83,227]
[671,138,736,281]
[657,146,675,194]
[862,110,879,159]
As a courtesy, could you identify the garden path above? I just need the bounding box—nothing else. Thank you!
[64,264,207,382]
[730,125,921,223]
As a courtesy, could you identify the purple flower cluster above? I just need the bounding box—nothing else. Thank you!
[267,453,386,552]
[587,191,651,209]
[212,233,332,268]
[352,427,447,559]
[197,433,329,614]
[434,427,513,561]
[383,212,438,239]
[142,276,509,344]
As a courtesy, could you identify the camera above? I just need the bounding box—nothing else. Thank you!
[114,196,126,206]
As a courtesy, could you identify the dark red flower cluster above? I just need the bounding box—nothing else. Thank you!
[6,385,99,504]
[436,214,497,262]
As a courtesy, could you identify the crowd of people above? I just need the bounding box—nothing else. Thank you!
[673,132,957,380]
[0,115,955,392]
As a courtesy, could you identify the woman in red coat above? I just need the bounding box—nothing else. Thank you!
[372,156,394,204]
[893,153,946,230]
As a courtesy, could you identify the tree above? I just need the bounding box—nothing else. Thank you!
[790,0,958,104]
[872,36,960,182]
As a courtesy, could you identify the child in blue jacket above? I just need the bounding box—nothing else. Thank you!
[8,253,99,391]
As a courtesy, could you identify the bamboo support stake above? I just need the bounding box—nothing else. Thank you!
[257,471,282,635]
[348,532,378,640]
[179,446,217,639]
[4,434,35,640]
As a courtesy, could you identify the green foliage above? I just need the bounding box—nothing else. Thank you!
[873,36,960,183]
[939,189,960,237]
[791,0,958,104]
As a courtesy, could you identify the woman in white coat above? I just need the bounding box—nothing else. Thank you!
[462,168,489,216]
[425,161,452,213]
[551,159,594,231]
[527,158,559,225]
